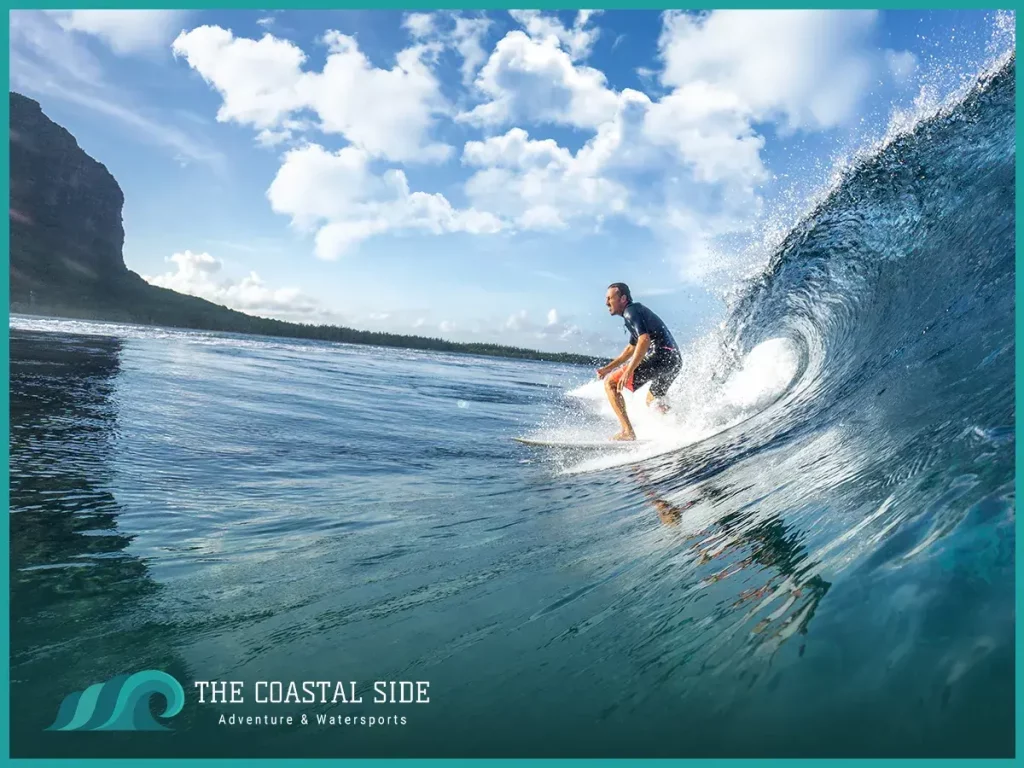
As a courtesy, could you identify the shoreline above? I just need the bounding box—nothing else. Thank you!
[9,309,600,367]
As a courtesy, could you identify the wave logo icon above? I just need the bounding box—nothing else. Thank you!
[47,670,185,732]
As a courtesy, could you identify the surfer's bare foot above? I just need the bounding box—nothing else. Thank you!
[612,430,636,441]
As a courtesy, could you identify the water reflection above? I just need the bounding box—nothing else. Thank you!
[9,330,191,756]
[631,465,832,654]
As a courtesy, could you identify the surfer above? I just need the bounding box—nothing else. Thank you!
[597,282,682,441]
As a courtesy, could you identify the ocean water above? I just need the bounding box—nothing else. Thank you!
[8,57,1015,758]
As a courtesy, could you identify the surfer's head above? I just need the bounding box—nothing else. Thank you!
[606,283,632,316]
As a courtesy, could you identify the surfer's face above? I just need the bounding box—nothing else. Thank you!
[606,288,626,316]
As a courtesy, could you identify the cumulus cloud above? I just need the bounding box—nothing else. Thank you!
[403,12,436,39]
[644,10,906,189]
[267,144,502,259]
[656,10,881,131]
[462,10,909,178]
[389,12,493,86]
[169,10,918,285]
[503,309,530,331]
[462,126,630,231]
[643,82,767,186]
[641,10,917,278]
[456,10,916,282]
[451,14,493,85]
[458,27,619,129]
[172,25,451,162]
[144,250,323,319]
[46,10,189,55]
[508,9,602,60]
[500,307,581,341]
[539,305,584,341]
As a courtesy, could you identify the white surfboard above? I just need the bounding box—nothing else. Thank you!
[512,436,651,449]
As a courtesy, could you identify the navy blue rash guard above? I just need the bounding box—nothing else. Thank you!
[622,302,678,356]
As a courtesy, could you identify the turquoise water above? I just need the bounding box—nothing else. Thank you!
[9,311,1013,758]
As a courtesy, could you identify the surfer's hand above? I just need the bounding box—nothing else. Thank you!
[596,366,608,379]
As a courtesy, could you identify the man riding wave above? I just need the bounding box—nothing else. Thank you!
[596,282,682,441]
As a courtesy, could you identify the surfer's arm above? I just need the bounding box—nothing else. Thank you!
[597,344,635,377]
[622,334,651,378]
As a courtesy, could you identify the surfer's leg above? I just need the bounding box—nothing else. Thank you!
[631,362,666,413]
[647,355,682,413]
[604,370,635,439]
[646,389,669,413]
[647,385,670,412]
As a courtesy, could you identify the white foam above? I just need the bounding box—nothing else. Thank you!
[717,337,801,416]
[556,336,802,474]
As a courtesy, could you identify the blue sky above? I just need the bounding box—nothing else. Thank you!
[9,9,1013,353]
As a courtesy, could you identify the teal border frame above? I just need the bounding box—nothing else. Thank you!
[2,3,1018,765]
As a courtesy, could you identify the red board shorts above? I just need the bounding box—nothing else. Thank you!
[613,350,682,398]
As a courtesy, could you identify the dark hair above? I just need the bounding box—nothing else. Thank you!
[608,282,632,302]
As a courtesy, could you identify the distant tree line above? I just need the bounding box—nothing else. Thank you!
[196,313,600,365]
[13,278,601,367]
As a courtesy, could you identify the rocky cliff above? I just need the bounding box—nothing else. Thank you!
[10,92,131,307]
[8,90,292,326]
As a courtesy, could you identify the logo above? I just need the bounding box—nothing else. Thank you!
[47,670,185,732]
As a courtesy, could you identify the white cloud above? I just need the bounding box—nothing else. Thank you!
[458,28,618,129]
[451,10,917,285]
[46,10,189,55]
[172,25,452,162]
[643,81,768,186]
[500,307,581,340]
[451,14,493,85]
[552,323,583,341]
[508,10,602,61]
[267,144,502,259]
[642,10,900,192]
[316,33,452,162]
[460,88,657,231]
[168,11,917,288]
[504,309,529,331]
[463,126,570,168]
[438,319,455,333]
[463,127,630,231]
[637,9,918,280]
[657,10,882,131]
[403,12,436,39]
[391,12,493,87]
[143,250,323,319]
[172,25,307,130]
